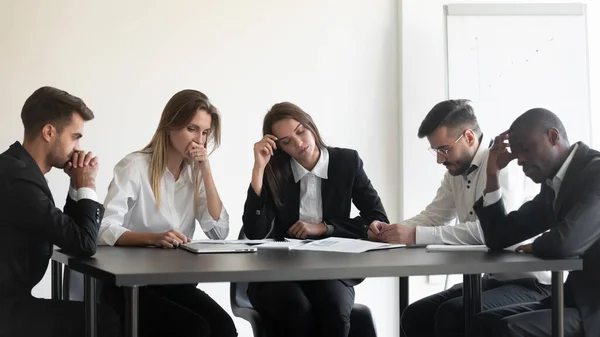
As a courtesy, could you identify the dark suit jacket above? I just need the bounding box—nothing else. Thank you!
[0,142,104,307]
[243,147,389,286]
[474,142,600,337]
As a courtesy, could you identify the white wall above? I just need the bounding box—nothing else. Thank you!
[0,1,400,336]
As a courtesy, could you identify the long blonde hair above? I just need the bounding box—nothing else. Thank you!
[143,89,221,213]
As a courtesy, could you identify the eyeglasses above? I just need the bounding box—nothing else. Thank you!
[428,133,464,157]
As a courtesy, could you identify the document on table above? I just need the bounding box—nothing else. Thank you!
[425,245,489,252]
[291,237,405,253]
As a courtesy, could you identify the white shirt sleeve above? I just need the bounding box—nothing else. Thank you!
[98,158,139,246]
[196,180,229,240]
[481,162,531,207]
[406,174,487,245]
[415,163,539,247]
[416,220,486,245]
[498,164,540,212]
[402,173,458,228]
[68,186,98,202]
[483,189,502,206]
[68,187,77,201]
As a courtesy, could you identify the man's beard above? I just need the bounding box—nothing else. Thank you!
[48,147,73,169]
[444,153,472,176]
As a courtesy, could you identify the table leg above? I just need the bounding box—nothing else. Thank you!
[463,274,482,337]
[552,271,564,337]
[125,286,139,337]
[51,260,63,300]
[399,277,409,337]
[84,275,97,337]
[63,266,71,301]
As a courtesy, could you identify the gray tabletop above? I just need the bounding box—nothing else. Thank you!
[53,246,582,286]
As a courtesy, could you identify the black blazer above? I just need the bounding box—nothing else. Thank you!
[0,142,104,306]
[243,147,388,241]
[474,142,600,337]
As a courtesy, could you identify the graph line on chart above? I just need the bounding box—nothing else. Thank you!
[474,37,556,97]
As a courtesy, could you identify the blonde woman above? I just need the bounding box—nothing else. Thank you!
[99,89,236,337]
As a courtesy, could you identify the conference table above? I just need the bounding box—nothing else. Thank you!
[51,246,581,337]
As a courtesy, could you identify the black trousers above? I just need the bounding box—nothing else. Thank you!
[476,301,583,337]
[102,284,237,337]
[247,280,355,337]
[0,296,121,337]
[401,277,552,337]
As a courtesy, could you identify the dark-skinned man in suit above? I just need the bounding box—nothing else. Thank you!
[474,108,600,337]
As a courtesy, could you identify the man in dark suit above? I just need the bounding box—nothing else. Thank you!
[474,108,600,337]
[0,87,120,337]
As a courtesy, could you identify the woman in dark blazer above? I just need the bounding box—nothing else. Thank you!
[243,102,388,337]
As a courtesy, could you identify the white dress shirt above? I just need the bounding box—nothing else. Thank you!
[98,151,229,246]
[403,137,550,284]
[290,147,332,234]
[547,144,579,203]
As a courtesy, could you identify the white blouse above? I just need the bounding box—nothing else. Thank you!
[98,151,229,246]
[290,147,329,225]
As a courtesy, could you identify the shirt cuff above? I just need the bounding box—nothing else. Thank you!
[98,225,130,246]
[68,187,97,202]
[77,187,98,202]
[198,206,229,233]
[325,223,334,236]
[483,189,502,206]
[68,187,77,201]
[415,226,444,245]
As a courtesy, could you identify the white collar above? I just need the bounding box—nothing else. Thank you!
[470,136,492,169]
[291,147,329,183]
[462,136,492,178]
[547,143,578,190]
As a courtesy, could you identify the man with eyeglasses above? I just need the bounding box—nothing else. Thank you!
[368,99,551,337]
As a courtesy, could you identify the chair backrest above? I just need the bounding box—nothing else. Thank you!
[230,279,254,309]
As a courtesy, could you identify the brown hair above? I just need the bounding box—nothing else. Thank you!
[418,99,481,139]
[143,89,221,211]
[263,102,326,206]
[21,86,94,140]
